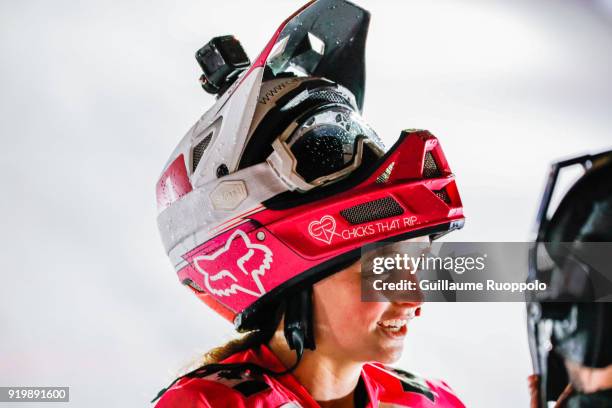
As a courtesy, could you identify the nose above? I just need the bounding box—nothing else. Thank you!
[391,298,423,316]
[391,299,423,309]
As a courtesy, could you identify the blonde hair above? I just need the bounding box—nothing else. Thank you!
[200,303,284,365]
[153,304,284,403]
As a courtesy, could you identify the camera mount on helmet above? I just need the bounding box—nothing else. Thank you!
[196,35,251,95]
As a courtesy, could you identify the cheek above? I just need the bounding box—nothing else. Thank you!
[313,276,387,343]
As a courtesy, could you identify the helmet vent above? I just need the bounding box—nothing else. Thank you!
[340,197,404,225]
[192,133,213,173]
[434,188,451,205]
[376,162,395,184]
[423,152,442,178]
[308,88,352,106]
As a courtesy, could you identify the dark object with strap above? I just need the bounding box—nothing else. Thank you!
[527,149,612,407]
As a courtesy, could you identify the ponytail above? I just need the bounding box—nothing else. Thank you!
[200,301,284,365]
[151,304,283,403]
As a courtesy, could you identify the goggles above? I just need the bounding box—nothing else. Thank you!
[267,104,385,192]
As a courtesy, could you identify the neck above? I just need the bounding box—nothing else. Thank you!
[268,331,363,407]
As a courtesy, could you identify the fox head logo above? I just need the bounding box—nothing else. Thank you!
[193,229,273,298]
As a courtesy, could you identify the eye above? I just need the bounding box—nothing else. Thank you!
[379,271,394,282]
[363,271,393,283]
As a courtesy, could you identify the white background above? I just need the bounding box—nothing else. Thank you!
[1,0,611,406]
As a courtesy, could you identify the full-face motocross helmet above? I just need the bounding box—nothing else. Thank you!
[156,0,464,348]
[527,150,612,406]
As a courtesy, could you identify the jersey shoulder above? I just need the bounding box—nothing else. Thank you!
[364,363,466,408]
[154,367,285,408]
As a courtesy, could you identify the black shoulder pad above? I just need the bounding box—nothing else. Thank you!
[388,367,435,402]
[167,364,271,399]
[204,368,270,397]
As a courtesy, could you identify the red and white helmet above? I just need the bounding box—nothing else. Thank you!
[155,0,464,332]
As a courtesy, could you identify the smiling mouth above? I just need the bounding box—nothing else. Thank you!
[378,319,408,332]
[376,308,419,338]
[376,320,408,338]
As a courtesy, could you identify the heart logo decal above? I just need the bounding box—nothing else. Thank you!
[308,215,337,245]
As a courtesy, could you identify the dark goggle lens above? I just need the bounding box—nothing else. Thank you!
[286,107,383,183]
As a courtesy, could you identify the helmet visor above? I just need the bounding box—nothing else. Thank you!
[262,0,370,109]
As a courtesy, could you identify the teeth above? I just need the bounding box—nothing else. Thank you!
[378,310,419,331]
[378,319,408,329]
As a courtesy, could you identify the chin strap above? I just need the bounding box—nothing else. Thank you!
[283,286,316,360]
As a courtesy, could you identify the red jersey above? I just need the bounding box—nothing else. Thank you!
[154,345,465,407]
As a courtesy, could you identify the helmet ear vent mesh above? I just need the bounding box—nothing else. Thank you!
[434,188,451,205]
[192,133,213,173]
[340,197,404,225]
[423,151,442,178]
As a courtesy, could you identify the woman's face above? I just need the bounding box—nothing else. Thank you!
[312,237,427,365]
